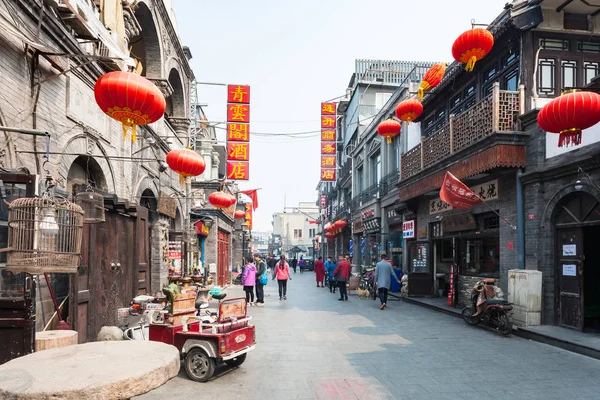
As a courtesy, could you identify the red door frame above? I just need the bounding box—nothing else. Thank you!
[217,230,230,286]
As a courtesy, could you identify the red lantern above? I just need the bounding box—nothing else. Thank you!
[418,63,447,101]
[336,220,347,229]
[452,28,494,72]
[377,119,401,144]
[166,148,206,186]
[537,91,600,147]
[94,72,166,142]
[234,210,246,219]
[209,192,236,209]
[395,98,423,123]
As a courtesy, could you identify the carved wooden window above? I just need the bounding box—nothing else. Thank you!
[561,60,578,91]
[578,41,600,54]
[584,62,599,85]
[538,58,556,95]
[539,38,569,51]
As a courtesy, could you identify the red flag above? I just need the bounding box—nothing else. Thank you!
[308,219,318,224]
[439,172,482,209]
[239,188,261,210]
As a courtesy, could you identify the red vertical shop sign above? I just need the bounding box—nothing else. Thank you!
[320,102,337,181]
[226,85,251,180]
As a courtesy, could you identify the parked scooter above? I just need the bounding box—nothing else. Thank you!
[461,279,513,336]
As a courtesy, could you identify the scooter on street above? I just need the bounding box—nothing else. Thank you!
[461,279,513,336]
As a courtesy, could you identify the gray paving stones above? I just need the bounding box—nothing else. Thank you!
[139,272,600,399]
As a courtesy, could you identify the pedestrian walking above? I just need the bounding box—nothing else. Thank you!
[374,254,401,310]
[273,255,292,300]
[254,253,267,306]
[325,256,337,293]
[241,256,256,306]
[267,255,277,271]
[298,256,305,273]
[314,256,325,287]
[290,257,298,273]
[334,255,351,301]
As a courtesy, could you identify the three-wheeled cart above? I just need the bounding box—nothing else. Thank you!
[148,296,255,382]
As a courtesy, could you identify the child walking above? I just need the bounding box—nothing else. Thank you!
[272,255,292,300]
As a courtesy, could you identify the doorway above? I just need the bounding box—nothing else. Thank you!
[554,191,600,331]
[583,225,600,332]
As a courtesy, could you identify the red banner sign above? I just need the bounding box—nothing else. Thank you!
[245,203,253,230]
[319,195,328,209]
[227,123,250,142]
[321,142,336,154]
[321,115,336,128]
[226,84,251,181]
[321,155,336,168]
[321,129,336,141]
[227,104,250,123]
[321,102,336,115]
[321,169,336,181]
[227,142,250,161]
[227,161,250,180]
[228,85,250,104]
[439,172,482,209]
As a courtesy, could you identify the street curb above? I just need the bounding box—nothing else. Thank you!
[402,297,600,361]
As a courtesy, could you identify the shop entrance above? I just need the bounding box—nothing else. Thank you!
[217,230,230,286]
[555,192,600,331]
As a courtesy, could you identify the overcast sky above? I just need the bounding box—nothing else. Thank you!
[172,0,509,232]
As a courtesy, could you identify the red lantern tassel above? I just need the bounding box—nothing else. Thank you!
[386,136,392,144]
[417,81,431,102]
[465,56,477,72]
[558,128,582,148]
[179,175,187,187]
[121,119,137,142]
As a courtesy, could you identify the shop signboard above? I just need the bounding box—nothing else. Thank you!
[352,217,363,233]
[157,191,177,218]
[387,208,403,225]
[403,220,415,239]
[431,178,499,214]
[363,217,381,234]
[168,241,182,275]
[320,102,337,182]
[442,212,477,233]
[226,84,251,181]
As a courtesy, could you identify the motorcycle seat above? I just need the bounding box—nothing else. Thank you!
[212,293,227,301]
[487,299,510,305]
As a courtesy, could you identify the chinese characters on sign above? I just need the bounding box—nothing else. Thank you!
[320,102,337,181]
[363,218,381,234]
[430,179,499,215]
[319,195,328,210]
[245,203,253,230]
[226,84,251,180]
[403,220,415,239]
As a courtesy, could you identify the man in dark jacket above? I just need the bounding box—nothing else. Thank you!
[290,257,298,273]
[254,253,267,306]
[333,255,351,301]
[267,255,277,270]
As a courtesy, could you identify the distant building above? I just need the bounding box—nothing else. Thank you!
[272,202,319,258]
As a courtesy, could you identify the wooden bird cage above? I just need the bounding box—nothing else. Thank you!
[75,190,105,223]
[5,196,84,274]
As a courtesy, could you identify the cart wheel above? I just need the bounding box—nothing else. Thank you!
[225,353,247,368]
[461,307,481,326]
[185,348,215,382]
[497,314,512,336]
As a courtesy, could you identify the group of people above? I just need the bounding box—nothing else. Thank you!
[313,254,401,310]
[313,255,352,301]
[240,254,293,305]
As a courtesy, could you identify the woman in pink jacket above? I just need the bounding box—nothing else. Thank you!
[241,256,257,306]
[272,255,292,300]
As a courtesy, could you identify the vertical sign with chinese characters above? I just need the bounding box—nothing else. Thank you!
[245,203,253,230]
[227,85,251,180]
[320,102,337,181]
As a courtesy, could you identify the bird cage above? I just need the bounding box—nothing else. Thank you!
[5,196,84,274]
[75,189,105,223]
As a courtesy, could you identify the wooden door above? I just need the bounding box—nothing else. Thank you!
[85,211,135,340]
[135,207,150,295]
[557,228,584,330]
[217,230,230,286]
[407,241,432,297]
[0,174,35,364]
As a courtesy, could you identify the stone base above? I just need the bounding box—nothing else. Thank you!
[0,341,180,399]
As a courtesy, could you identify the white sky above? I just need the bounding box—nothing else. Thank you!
[172,0,510,231]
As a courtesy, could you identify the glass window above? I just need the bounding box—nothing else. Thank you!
[502,52,517,67]
[459,237,499,277]
[503,69,519,91]
[538,58,555,95]
[371,153,381,185]
[464,83,476,97]
[585,62,600,85]
[484,65,498,82]
[578,41,600,54]
[357,168,364,193]
[450,93,462,108]
[561,60,577,90]
[539,38,569,51]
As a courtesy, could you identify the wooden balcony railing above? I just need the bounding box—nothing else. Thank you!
[401,83,523,180]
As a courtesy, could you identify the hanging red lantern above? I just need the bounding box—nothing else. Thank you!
[234,210,246,219]
[452,28,494,72]
[537,90,600,147]
[94,71,166,142]
[396,98,424,123]
[377,119,401,144]
[166,148,206,186]
[209,192,236,209]
[336,220,347,229]
[417,63,447,101]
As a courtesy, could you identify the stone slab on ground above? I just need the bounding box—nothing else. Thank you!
[0,341,180,400]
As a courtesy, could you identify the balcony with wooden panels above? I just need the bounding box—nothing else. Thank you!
[398,83,528,201]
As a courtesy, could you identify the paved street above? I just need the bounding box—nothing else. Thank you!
[140,272,600,400]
